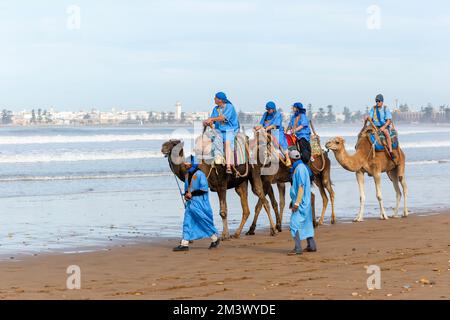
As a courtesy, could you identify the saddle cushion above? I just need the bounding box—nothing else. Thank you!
[195,130,248,166]
[369,129,399,151]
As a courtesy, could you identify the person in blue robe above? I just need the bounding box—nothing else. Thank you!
[255,101,291,166]
[287,102,312,164]
[287,150,317,255]
[203,92,240,174]
[365,94,395,159]
[173,155,220,251]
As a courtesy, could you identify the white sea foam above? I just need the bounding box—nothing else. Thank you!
[341,140,450,151]
[0,133,197,145]
[0,150,163,164]
[0,172,172,182]
[1,127,450,145]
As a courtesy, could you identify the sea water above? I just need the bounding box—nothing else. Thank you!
[0,124,449,258]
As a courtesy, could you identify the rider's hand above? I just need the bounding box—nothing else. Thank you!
[291,203,299,212]
[184,192,192,200]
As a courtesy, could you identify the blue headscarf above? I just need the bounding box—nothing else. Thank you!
[293,102,306,116]
[264,101,277,122]
[184,155,199,193]
[265,101,276,111]
[215,92,232,105]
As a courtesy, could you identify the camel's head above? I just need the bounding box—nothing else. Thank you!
[325,136,345,151]
[161,139,184,158]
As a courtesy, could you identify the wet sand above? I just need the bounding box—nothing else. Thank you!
[0,212,449,300]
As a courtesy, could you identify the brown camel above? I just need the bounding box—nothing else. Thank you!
[325,125,409,222]
[161,139,277,240]
[246,129,336,235]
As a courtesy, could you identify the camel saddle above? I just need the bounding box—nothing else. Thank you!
[194,130,248,166]
[370,129,399,152]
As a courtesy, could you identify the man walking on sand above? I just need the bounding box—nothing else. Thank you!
[288,150,317,256]
[173,155,220,252]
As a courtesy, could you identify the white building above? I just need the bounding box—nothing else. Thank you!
[175,101,182,120]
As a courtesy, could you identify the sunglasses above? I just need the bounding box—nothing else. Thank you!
[376,100,382,103]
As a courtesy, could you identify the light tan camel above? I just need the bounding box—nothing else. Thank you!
[325,126,409,222]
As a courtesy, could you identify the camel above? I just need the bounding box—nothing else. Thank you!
[325,125,409,222]
[161,138,277,240]
[246,128,336,235]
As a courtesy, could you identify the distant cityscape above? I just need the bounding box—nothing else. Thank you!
[1,101,450,126]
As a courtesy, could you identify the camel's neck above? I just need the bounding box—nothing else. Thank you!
[167,154,185,181]
[333,139,370,172]
[167,150,212,182]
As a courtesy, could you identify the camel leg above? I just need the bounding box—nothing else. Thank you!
[250,176,277,236]
[323,165,336,224]
[387,170,401,218]
[266,184,280,229]
[277,183,286,232]
[232,181,251,238]
[354,171,366,222]
[217,188,230,240]
[373,172,389,220]
[399,175,409,217]
[315,177,328,225]
[311,192,317,228]
[247,198,263,235]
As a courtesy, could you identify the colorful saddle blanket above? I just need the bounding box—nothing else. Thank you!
[369,129,399,152]
[285,133,323,157]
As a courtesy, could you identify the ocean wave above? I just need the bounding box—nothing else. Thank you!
[0,150,163,164]
[0,133,198,145]
[2,127,450,145]
[331,158,450,169]
[342,140,450,150]
[0,172,172,182]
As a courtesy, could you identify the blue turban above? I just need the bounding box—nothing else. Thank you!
[215,92,231,104]
[265,101,276,111]
[293,102,306,115]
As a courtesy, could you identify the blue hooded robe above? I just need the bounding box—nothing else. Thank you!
[289,160,314,240]
[288,112,311,142]
[260,103,288,151]
[211,92,239,148]
[182,169,218,241]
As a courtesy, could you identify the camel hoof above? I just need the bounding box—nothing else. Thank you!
[231,233,241,239]
[221,235,231,241]
[353,218,363,222]
[331,218,336,224]
[380,215,389,220]
[276,224,282,232]
[390,215,399,219]
[318,219,324,226]
[270,228,277,236]
[246,230,255,236]
[402,211,409,218]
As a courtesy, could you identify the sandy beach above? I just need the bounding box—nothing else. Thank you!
[0,212,449,300]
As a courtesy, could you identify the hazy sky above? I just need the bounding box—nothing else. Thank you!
[1,0,449,112]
